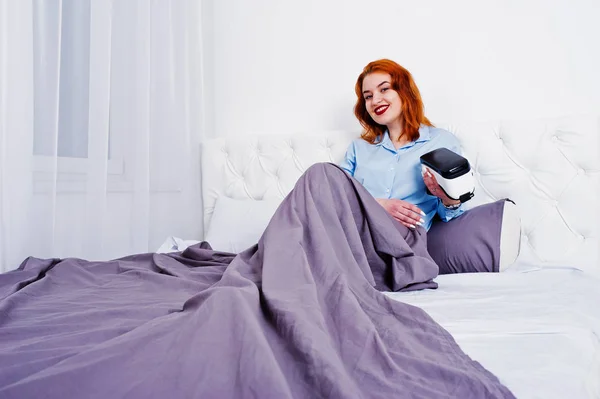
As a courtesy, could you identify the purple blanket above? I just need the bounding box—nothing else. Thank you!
[0,163,514,398]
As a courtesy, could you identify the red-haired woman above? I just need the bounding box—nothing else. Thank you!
[340,59,464,230]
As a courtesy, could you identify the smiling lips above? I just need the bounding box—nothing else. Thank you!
[374,105,389,116]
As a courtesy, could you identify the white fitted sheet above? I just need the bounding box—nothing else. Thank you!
[385,266,600,399]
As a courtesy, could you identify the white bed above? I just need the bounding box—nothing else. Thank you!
[387,267,600,398]
[191,114,600,398]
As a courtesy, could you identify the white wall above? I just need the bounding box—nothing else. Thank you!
[202,0,600,137]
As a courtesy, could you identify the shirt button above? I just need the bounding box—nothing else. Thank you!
[386,189,390,193]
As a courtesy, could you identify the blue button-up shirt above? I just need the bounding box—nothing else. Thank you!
[339,125,464,230]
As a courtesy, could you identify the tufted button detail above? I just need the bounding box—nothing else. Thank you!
[551,135,558,142]
[552,200,559,207]
[578,234,585,241]
[577,168,585,175]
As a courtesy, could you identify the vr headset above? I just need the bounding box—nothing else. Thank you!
[420,148,475,203]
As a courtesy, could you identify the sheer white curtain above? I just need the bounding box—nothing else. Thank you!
[0,0,204,273]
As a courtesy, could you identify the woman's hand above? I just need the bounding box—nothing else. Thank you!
[421,166,460,207]
[376,198,425,229]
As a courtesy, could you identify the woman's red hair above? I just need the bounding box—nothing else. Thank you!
[354,59,432,144]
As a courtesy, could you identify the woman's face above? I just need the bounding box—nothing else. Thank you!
[361,72,402,126]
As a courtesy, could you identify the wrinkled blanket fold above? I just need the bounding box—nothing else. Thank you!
[0,163,514,398]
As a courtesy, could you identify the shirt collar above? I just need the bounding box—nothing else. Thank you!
[376,125,432,151]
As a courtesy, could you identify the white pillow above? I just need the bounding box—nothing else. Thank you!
[499,200,522,271]
[204,197,282,253]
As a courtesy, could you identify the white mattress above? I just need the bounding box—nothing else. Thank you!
[385,266,600,399]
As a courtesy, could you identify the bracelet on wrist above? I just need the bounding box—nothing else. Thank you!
[443,202,461,210]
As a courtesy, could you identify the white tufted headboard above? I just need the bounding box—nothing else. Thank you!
[201,115,599,275]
